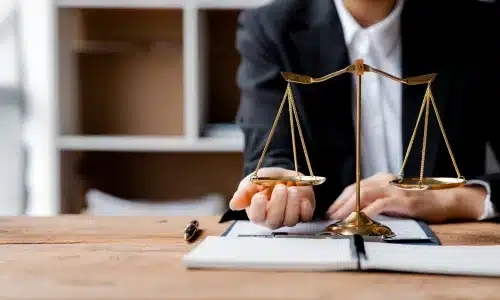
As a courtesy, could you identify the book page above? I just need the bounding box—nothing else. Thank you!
[224,215,429,240]
[183,236,357,271]
[362,242,500,277]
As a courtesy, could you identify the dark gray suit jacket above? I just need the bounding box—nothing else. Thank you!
[222,0,499,222]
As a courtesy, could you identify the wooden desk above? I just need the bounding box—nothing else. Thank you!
[0,216,499,300]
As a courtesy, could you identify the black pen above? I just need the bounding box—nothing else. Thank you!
[184,220,200,242]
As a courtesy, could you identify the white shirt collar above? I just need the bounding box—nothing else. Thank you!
[333,0,404,56]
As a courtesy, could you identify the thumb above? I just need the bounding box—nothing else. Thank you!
[229,179,260,211]
[229,167,293,210]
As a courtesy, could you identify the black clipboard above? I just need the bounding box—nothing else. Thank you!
[218,209,441,245]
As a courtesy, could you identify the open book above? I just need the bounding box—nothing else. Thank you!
[183,236,500,277]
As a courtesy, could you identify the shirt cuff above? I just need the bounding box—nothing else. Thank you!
[465,179,499,220]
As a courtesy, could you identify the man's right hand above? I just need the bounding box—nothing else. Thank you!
[229,167,316,229]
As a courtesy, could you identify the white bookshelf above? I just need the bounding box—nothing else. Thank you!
[58,135,243,152]
[56,0,272,9]
[20,0,271,215]
[56,0,186,8]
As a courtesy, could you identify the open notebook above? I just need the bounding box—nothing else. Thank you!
[183,236,500,277]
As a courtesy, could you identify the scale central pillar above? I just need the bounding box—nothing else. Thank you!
[322,59,394,238]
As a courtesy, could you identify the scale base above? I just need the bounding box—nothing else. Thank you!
[322,211,395,237]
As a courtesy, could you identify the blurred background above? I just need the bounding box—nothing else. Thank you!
[0,0,498,216]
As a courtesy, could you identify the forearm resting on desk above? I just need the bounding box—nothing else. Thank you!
[455,180,497,220]
[326,172,493,224]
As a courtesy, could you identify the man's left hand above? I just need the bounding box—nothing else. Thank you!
[326,172,488,223]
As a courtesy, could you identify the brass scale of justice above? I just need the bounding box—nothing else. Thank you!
[249,59,466,238]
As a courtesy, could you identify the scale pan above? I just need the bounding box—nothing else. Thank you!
[250,175,326,187]
[389,177,467,191]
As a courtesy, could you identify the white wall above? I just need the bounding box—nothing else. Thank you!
[17,0,59,215]
[0,0,24,215]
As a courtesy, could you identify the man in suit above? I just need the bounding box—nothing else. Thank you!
[225,0,499,229]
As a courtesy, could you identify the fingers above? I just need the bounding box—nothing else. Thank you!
[326,183,355,216]
[265,184,288,229]
[286,186,314,224]
[283,187,300,227]
[246,190,268,224]
[246,184,314,229]
[326,173,397,219]
[299,198,314,222]
[362,196,413,218]
[330,186,386,220]
[229,178,260,211]
[230,166,316,229]
[229,167,290,211]
[326,177,378,217]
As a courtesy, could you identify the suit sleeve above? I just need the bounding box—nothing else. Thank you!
[469,1,500,218]
[235,10,307,177]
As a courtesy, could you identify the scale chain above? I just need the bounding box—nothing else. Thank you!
[253,84,289,177]
[288,85,299,176]
[420,88,431,185]
[397,83,462,182]
[287,86,315,177]
[428,90,462,178]
[397,85,429,179]
[253,83,315,179]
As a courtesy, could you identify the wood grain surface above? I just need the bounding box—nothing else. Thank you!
[0,216,499,300]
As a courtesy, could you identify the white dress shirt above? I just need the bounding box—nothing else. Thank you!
[333,0,498,220]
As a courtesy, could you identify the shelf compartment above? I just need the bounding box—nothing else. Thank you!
[58,8,184,136]
[199,9,241,136]
[74,8,183,42]
[78,50,184,135]
[62,151,244,213]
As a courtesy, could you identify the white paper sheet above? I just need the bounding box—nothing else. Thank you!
[224,215,429,240]
[183,236,356,271]
[362,242,500,277]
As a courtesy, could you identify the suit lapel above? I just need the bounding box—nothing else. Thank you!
[400,0,448,178]
[287,1,350,80]
[287,0,355,188]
